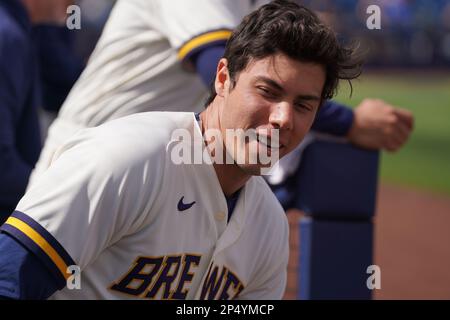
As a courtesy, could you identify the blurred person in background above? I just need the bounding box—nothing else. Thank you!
[28,0,414,192]
[32,1,84,137]
[73,0,116,62]
[0,0,83,224]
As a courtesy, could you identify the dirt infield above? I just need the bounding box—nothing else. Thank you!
[283,183,450,300]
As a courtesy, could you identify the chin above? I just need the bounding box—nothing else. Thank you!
[237,163,273,176]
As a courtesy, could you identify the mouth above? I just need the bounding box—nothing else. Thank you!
[256,135,284,151]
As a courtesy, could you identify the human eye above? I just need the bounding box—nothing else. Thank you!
[294,102,313,112]
[257,86,277,99]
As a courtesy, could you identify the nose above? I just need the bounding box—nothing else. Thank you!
[269,101,293,130]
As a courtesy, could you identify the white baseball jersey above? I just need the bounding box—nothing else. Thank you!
[7,112,289,299]
[30,0,269,184]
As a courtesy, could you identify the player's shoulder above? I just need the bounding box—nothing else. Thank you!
[245,176,289,265]
[81,111,191,142]
[250,176,285,211]
[247,176,289,231]
[96,111,194,139]
[54,112,196,172]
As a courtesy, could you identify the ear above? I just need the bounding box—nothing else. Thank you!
[214,58,230,98]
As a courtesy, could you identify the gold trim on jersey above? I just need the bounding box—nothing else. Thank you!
[177,30,232,61]
[4,216,70,280]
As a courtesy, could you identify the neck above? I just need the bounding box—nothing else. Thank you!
[199,100,251,197]
[213,163,250,197]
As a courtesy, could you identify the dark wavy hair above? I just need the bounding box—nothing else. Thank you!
[205,0,362,106]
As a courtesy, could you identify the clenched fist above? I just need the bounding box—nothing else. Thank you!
[347,98,414,152]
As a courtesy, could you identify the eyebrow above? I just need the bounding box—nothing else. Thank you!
[255,76,321,102]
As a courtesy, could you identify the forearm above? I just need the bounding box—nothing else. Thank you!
[0,232,59,299]
[312,100,354,136]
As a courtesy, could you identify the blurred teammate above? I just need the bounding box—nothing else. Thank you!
[0,0,82,224]
[28,0,414,186]
[0,0,82,223]
[0,0,41,224]
[0,1,361,299]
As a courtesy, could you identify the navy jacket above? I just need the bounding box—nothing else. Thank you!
[0,0,41,223]
[33,24,84,113]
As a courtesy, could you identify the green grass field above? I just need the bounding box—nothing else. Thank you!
[334,71,450,196]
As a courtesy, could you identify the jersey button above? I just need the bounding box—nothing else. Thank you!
[215,211,226,221]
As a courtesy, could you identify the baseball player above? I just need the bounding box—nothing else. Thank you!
[0,1,361,299]
[28,0,414,187]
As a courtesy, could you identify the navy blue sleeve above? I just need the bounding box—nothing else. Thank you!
[190,45,225,87]
[190,45,355,136]
[33,25,84,112]
[0,18,41,219]
[0,232,59,300]
[312,100,355,136]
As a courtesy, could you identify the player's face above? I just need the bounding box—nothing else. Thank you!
[216,53,325,175]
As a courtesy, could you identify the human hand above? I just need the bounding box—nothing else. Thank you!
[347,98,414,152]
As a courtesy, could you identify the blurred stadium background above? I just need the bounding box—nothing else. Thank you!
[291,0,450,300]
[70,0,450,299]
